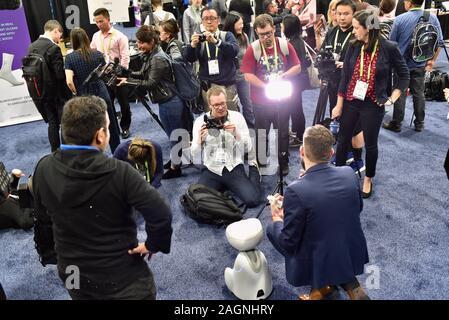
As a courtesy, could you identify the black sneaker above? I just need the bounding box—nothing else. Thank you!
[121,130,130,139]
[382,121,401,133]
[116,111,122,120]
[289,135,303,148]
[163,160,171,170]
[162,167,182,179]
[414,123,424,132]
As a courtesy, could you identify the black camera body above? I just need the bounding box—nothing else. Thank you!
[83,58,130,88]
[198,33,207,42]
[314,45,337,80]
[204,114,226,130]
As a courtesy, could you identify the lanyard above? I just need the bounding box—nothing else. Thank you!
[260,38,278,73]
[60,144,100,151]
[205,40,219,61]
[334,28,352,54]
[135,161,151,183]
[101,30,114,56]
[359,40,378,80]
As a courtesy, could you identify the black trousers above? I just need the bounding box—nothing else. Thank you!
[43,98,64,152]
[393,67,426,125]
[253,102,290,167]
[336,99,384,178]
[289,87,306,140]
[0,198,34,230]
[0,282,6,300]
[67,272,156,300]
[108,85,132,131]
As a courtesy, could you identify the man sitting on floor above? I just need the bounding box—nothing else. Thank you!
[191,86,262,208]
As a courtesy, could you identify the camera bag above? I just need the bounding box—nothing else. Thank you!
[180,184,245,226]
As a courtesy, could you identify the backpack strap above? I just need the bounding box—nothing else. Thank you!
[422,10,430,22]
[251,37,289,62]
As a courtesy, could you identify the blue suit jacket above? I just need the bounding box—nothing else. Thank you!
[267,163,369,289]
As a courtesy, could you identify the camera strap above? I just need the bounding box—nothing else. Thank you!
[333,29,352,55]
[261,38,278,73]
[100,30,115,63]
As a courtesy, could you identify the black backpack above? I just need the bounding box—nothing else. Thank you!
[410,11,439,63]
[180,184,245,226]
[22,44,53,119]
[424,70,449,101]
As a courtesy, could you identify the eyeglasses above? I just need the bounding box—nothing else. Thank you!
[210,102,227,109]
[202,16,218,22]
[257,31,273,39]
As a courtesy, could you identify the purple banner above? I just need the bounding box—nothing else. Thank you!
[0,1,31,70]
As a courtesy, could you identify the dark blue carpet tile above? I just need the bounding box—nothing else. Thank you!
[0,42,448,299]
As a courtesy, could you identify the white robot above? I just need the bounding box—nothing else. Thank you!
[224,218,273,300]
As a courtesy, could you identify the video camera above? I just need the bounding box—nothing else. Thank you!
[83,57,130,88]
[314,45,337,81]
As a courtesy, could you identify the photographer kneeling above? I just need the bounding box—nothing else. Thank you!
[113,137,164,189]
[118,25,187,180]
[191,86,262,208]
[0,163,34,230]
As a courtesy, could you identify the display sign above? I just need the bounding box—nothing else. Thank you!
[0,1,41,127]
[87,0,130,23]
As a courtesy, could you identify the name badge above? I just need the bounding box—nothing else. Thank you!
[214,149,227,164]
[353,80,368,101]
[208,60,220,75]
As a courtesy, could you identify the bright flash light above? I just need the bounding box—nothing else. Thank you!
[265,79,293,101]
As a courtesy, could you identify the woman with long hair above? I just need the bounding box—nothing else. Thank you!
[118,25,187,179]
[64,27,121,152]
[331,10,409,198]
[113,137,164,188]
[222,11,255,129]
[282,14,309,147]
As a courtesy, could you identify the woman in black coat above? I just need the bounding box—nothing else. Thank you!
[332,10,409,199]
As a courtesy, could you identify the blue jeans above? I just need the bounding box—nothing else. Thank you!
[159,95,186,163]
[198,164,262,208]
[236,79,255,128]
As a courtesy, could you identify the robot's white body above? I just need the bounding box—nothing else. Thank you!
[224,218,273,300]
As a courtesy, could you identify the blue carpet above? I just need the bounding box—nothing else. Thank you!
[1,42,448,300]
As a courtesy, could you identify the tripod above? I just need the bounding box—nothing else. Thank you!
[313,79,330,125]
[256,101,288,219]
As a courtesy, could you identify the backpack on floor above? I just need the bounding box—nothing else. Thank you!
[410,11,439,63]
[424,70,449,101]
[180,184,245,226]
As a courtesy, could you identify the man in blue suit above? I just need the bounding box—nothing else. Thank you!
[267,125,370,300]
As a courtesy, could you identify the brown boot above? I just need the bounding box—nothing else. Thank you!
[345,286,370,300]
[299,286,339,300]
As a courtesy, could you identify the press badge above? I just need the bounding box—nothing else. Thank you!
[214,149,227,164]
[208,60,220,75]
[353,80,368,101]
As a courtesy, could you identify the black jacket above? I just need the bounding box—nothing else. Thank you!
[27,37,70,101]
[338,39,410,105]
[130,46,176,103]
[33,149,172,286]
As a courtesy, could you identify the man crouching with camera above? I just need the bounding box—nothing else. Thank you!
[191,86,262,208]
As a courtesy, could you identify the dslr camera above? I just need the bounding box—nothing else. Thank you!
[204,114,227,137]
[314,45,337,81]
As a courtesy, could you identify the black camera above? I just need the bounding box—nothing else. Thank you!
[83,58,130,88]
[314,45,337,80]
[198,33,207,42]
[204,114,227,137]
